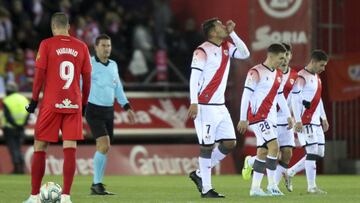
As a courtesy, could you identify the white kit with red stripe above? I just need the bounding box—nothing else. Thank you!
[244,64,284,125]
[291,68,323,125]
[277,67,298,125]
[190,40,234,104]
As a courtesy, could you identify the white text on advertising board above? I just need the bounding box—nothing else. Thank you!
[252,25,307,51]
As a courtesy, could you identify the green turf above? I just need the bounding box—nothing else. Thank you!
[1,175,359,203]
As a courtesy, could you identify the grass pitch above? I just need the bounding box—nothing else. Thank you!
[0,175,359,203]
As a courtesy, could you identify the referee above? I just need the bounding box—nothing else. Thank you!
[86,34,136,195]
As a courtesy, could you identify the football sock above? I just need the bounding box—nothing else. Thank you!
[288,156,305,176]
[93,151,107,184]
[210,147,226,168]
[305,160,317,189]
[266,155,277,187]
[274,162,288,185]
[248,156,256,167]
[199,157,212,193]
[31,151,46,195]
[63,148,76,195]
[251,158,265,189]
[251,171,264,190]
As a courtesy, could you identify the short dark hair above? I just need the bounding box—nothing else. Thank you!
[267,43,287,54]
[95,34,111,45]
[202,18,218,39]
[311,49,328,62]
[51,12,69,28]
[281,42,292,52]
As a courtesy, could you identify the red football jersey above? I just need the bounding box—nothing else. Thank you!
[35,35,91,113]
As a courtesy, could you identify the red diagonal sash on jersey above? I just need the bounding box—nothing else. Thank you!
[302,76,322,124]
[198,42,230,103]
[248,69,282,124]
[284,71,297,99]
[277,70,297,111]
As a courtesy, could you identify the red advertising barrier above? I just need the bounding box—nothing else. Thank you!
[249,0,312,67]
[0,92,195,137]
[0,144,236,175]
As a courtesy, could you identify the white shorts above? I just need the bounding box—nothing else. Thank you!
[194,105,236,145]
[249,120,277,148]
[297,124,325,146]
[277,125,295,148]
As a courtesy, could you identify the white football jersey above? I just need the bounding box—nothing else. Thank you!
[277,68,298,125]
[244,64,283,125]
[190,41,236,104]
[292,68,322,125]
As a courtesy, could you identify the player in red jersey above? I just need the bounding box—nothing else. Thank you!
[23,12,91,203]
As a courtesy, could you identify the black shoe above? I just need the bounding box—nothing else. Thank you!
[90,183,115,195]
[189,170,202,192]
[201,189,225,198]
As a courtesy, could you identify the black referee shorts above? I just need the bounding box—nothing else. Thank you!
[85,102,114,139]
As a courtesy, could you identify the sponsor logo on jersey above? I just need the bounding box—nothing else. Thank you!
[224,50,229,56]
[55,98,79,109]
[290,78,294,84]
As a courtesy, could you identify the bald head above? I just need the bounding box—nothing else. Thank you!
[51,12,70,35]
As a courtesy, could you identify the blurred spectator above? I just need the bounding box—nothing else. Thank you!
[59,0,72,16]
[104,11,128,67]
[15,19,39,50]
[10,0,31,32]
[153,0,172,50]
[1,82,30,174]
[32,0,44,26]
[132,20,154,65]
[88,1,106,24]
[6,48,31,91]
[0,0,202,87]
[128,50,148,77]
[0,6,13,51]
[74,15,100,48]
[181,18,204,78]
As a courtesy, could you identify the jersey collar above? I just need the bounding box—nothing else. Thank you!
[207,40,221,47]
[95,55,110,66]
[262,63,275,72]
[304,67,315,75]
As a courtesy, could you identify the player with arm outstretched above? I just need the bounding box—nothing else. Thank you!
[187,17,250,198]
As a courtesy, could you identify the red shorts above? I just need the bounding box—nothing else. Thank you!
[35,106,84,142]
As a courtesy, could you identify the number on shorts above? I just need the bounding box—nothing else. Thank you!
[304,125,313,134]
[206,124,211,134]
[59,61,74,89]
[260,121,271,132]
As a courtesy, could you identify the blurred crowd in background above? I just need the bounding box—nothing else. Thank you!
[0,0,204,93]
